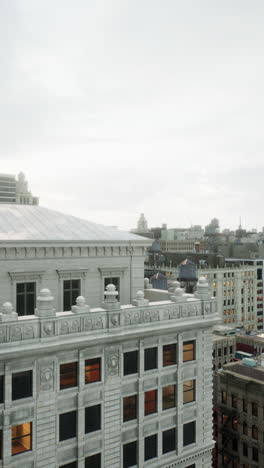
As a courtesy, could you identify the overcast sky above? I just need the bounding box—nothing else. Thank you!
[1,1,264,232]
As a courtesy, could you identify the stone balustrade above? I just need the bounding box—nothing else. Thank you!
[0,277,217,346]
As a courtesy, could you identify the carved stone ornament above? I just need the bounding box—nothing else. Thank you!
[106,348,119,377]
[40,365,54,391]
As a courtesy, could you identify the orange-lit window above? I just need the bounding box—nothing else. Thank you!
[60,362,78,390]
[85,358,101,384]
[222,413,228,425]
[183,341,195,362]
[144,390,157,416]
[183,380,195,404]
[12,422,32,456]
[163,344,176,366]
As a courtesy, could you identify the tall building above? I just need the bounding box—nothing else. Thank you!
[0,172,39,205]
[136,213,148,232]
[216,359,264,467]
[0,204,218,468]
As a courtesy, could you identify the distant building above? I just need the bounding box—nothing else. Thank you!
[216,359,264,467]
[212,327,236,371]
[197,265,258,330]
[136,213,148,232]
[0,172,39,205]
[160,239,203,253]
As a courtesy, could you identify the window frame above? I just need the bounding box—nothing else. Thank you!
[144,347,158,371]
[144,433,157,461]
[12,370,33,401]
[16,281,36,316]
[60,362,78,390]
[162,385,176,410]
[183,340,195,362]
[85,358,101,384]
[59,411,77,442]
[123,350,138,376]
[63,278,81,311]
[123,440,137,468]
[123,395,137,422]
[85,404,101,434]
[183,421,196,446]
[12,421,32,456]
[163,343,177,367]
[144,389,157,416]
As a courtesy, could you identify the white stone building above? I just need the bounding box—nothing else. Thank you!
[0,205,218,468]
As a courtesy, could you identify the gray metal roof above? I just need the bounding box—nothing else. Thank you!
[0,205,149,243]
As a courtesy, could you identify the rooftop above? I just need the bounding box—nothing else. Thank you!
[222,360,264,384]
[0,205,150,243]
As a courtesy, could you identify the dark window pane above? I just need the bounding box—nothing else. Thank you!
[144,347,157,371]
[60,363,78,390]
[59,412,76,441]
[12,422,32,456]
[183,421,196,446]
[71,280,80,290]
[85,405,101,433]
[85,453,101,468]
[63,291,71,311]
[123,441,137,468]
[183,341,195,362]
[124,351,138,376]
[0,431,2,460]
[144,390,157,416]
[85,358,101,384]
[16,283,25,294]
[163,344,176,366]
[12,371,32,400]
[123,395,137,422]
[162,428,176,453]
[144,434,157,461]
[16,282,36,316]
[162,385,175,410]
[0,376,4,403]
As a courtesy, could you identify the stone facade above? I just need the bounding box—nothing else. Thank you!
[197,266,257,330]
[0,278,218,468]
[216,361,264,467]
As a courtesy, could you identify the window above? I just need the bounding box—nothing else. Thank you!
[63,279,81,311]
[231,394,237,408]
[124,351,138,376]
[232,417,238,431]
[123,441,137,468]
[144,390,157,416]
[60,362,78,390]
[232,461,238,468]
[85,453,101,468]
[252,401,258,417]
[144,434,157,461]
[183,421,196,446]
[252,447,258,462]
[85,358,101,384]
[104,277,120,300]
[243,443,248,457]
[243,422,248,435]
[252,425,258,440]
[222,413,228,425]
[162,428,176,453]
[85,405,101,433]
[183,380,195,404]
[183,341,195,362]
[221,391,227,403]
[243,399,247,412]
[162,385,175,410]
[232,438,238,451]
[59,411,77,441]
[144,347,157,371]
[163,344,176,366]
[12,370,32,400]
[16,282,36,316]
[12,422,32,455]
[224,347,227,355]
[123,395,137,422]
[0,376,4,403]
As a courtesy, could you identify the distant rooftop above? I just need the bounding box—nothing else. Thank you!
[222,360,264,384]
[0,205,151,243]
